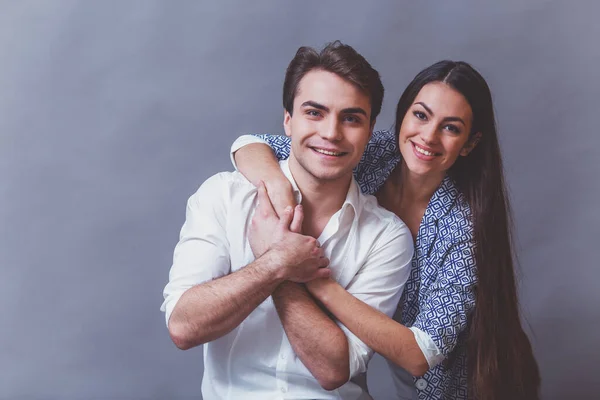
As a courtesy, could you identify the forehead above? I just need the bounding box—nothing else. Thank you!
[295,70,371,111]
[415,82,472,121]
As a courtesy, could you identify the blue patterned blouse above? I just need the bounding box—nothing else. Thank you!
[249,130,477,400]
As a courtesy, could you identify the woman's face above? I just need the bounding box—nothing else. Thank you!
[398,82,479,179]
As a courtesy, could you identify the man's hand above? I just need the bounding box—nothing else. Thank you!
[269,205,331,282]
[254,181,331,282]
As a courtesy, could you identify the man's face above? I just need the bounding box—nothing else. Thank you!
[284,69,373,184]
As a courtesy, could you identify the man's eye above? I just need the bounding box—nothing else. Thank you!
[343,115,360,123]
[307,110,322,117]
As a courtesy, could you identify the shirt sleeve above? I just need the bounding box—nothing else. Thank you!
[408,326,444,369]
[230,134,291,170]
[411,238,477,366]
[341,221,414,377]
[353,130,400,195]
[160,173,232,327]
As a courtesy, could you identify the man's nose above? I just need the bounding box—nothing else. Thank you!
[320,118,343,141]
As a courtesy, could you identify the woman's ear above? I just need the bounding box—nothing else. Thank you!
[460,132,482,156]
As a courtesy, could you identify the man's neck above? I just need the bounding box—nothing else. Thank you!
[287,157,351,239]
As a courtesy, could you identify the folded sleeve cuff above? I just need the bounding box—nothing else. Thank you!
[230,135,269,170]
[160,290,186,328]
[409,326,445,368]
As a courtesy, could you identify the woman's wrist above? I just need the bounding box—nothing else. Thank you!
[306,278,339,306]
[264,177,296,217]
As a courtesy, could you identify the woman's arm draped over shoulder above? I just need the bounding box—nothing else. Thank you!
[352,130,400,195]
[231,134,295,216]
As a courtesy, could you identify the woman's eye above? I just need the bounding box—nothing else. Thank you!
[444,124,460,134]
[413,111,426,120]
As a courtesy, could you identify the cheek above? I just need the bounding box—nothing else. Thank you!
[444,138,470,160]
[398,120,418,142]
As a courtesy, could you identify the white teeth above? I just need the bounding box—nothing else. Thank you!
[314,148,343,156]
[414,145,435,156]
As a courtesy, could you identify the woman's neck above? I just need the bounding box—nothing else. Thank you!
[390,162,445,209]
[377,161,446,242]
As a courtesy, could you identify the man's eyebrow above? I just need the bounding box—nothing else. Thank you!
[301,101,368,117]
[415,101,466,126]
[341,107,367,116]
[301,101,329,112]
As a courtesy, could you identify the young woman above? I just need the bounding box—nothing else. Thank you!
[231,61,540,399]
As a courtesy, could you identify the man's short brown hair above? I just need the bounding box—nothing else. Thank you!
[283,41,384,123]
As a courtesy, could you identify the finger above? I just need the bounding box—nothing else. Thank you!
[319,257,330,268]
[257,181,277,219]
[289,205,304,233]
[277,206,294,232]
[311,247,325,258]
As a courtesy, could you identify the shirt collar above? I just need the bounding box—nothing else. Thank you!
[425,174,461,222]
[279,159,360,220]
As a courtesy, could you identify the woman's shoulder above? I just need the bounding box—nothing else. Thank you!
[434,178,475,243]
[367,129,397,153]
[354,130,400,194]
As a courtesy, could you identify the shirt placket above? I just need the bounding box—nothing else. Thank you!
[275,333,291,397]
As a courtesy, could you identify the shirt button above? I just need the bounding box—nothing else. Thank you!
[415,378,427,390]
[280,386,287,393]
[280,353,286,360]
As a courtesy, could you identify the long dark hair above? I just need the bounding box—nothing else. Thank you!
[394,61,541,399]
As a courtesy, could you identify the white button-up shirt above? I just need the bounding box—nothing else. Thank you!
[161,160,413,400]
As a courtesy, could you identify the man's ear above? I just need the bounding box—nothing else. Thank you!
[460,132,482,156]
[283,109,292,138]
[369,118,376,139]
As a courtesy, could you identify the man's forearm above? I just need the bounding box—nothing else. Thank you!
[168,252,284,350]
[272,282,350,390]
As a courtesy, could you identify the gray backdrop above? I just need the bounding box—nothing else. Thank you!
[1,1,598,399]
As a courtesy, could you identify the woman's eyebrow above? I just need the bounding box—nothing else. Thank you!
[415,101,465,125]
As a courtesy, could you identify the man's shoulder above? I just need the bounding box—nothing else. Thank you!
[356,193,409,236]
[198,170,254,189]
[190,170,256,203]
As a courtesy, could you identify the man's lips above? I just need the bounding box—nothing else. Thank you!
[310,146,348,156]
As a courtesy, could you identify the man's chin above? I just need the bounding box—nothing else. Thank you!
[306,169,351,182]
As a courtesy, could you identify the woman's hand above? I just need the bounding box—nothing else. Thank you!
[250,181,299,258]
[264,178,296,218]
[248,181,281,258]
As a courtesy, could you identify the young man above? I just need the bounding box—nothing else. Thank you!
[161,42,413,400]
